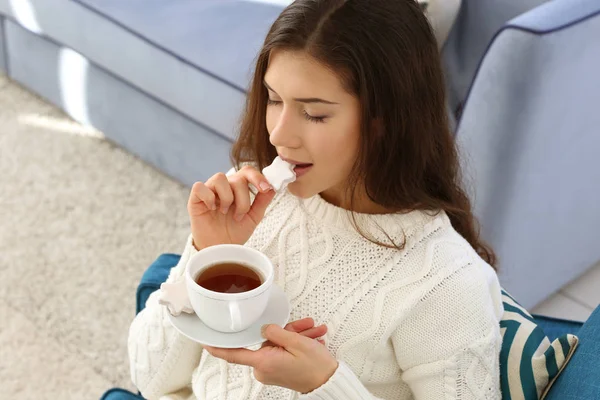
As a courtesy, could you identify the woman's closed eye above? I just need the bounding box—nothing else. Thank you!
[267,99,327,123]
[302,110,326,123]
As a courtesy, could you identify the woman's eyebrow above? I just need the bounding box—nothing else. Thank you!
[263,80,339,105]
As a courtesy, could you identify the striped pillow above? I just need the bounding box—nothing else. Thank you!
[500,290,579,400]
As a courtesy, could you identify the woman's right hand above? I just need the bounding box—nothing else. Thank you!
[188,166,276,251]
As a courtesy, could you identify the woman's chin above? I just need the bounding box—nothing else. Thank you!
[286,182,315,199]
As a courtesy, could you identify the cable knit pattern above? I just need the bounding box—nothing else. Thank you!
[128,189,503,400]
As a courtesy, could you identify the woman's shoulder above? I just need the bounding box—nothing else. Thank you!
[383,212,503,336]
[391,210,498,288]
[413,210,484,263]
[403,212,502,311]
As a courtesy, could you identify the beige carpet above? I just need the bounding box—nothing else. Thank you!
[0,73,192,399]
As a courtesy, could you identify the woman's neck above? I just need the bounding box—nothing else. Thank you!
[320,185,390,215]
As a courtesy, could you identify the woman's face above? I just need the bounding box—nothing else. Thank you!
[264,49,362,206]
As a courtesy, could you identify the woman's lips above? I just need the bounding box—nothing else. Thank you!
[278,156,313,179]
[293,164,313,178]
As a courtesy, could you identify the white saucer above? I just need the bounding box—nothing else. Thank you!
[167,284,290,348]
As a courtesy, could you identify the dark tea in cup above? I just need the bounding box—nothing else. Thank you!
[186,244,275,332]
[195,262,263,294]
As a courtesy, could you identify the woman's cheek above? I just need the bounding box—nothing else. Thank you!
[265,110,275,134]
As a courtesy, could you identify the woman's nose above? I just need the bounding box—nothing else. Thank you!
[269,108,302,149]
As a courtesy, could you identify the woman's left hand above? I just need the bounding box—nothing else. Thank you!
[204,321,338,394]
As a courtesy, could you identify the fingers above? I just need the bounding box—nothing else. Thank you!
[273,319,327,339]
[248,189,276,224]
[260,319,327,349]
[261,320,314,348]
[238,165,273,194]
[206,173,234,215]
[229,175,251,222]
[297,324,327,339]
[230,166,275,223]
[190,166,274,222]
[284,318,315,333]
[189,181,217,214]
[203,346,258,367]
[261,325,326,347]
[283,319,326,341]
[261,324,308,353]
[262,334,326,348]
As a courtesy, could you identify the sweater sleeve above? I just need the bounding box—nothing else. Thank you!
[298,361,385,400]
[128,234,203,400]
[397,263,503,399]
[300,261,503,400]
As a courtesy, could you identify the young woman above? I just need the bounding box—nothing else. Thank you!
[128,1,503,399]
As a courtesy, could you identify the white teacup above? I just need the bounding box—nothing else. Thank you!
[185,244,274,333]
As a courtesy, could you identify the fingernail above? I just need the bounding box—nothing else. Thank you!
[234,213,244,222]
[211,203,218,211]
[221,206,229,215]
[259,181,272,192]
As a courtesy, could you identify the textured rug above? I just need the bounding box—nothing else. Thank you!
[0,73,191,399]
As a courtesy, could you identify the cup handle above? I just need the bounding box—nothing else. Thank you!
[229,301,243,331]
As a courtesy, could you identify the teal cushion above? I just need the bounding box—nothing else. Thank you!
[532,314,583,342]
[136,253,181,314]
[500,290,579,399]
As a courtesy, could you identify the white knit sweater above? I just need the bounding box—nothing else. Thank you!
[128,189,504,400]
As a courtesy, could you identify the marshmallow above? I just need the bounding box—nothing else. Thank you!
[262,156,296,191]
[158,279,194,316]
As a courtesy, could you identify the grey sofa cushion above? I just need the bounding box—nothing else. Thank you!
[6,18,234,185]
[442,0,551,115]
[0,0,286,139]
[456,0,600,308]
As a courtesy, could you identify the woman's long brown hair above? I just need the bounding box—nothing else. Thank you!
[231,0,496,268]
